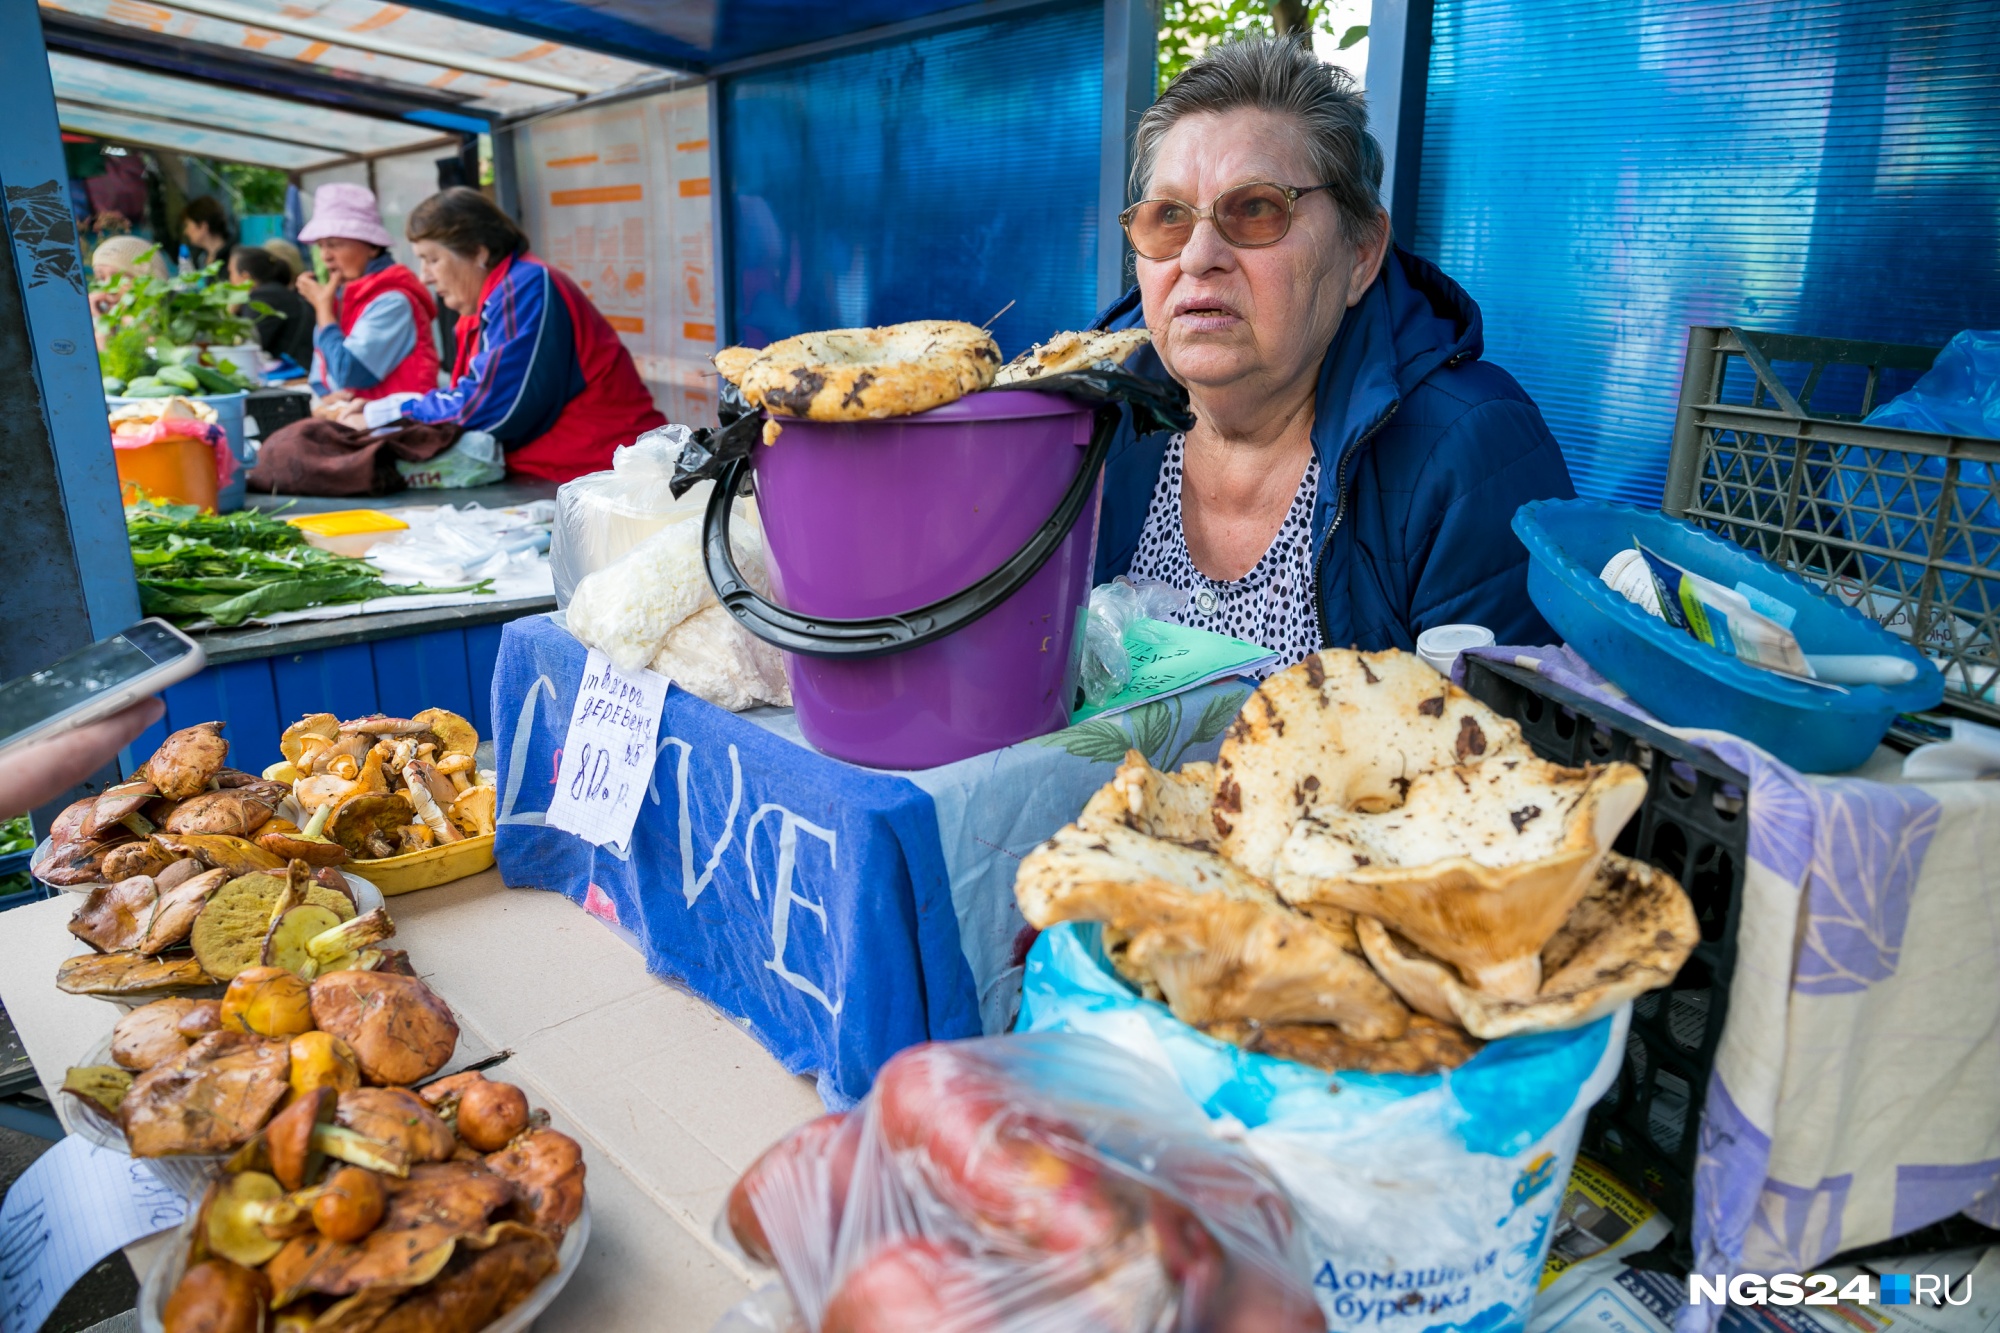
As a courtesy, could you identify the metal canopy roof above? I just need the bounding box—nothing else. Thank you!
[40,0,1028,171]
[40,0,668,170]
[384,0,979,71]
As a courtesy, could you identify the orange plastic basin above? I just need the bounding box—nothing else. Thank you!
[114,436,218,510]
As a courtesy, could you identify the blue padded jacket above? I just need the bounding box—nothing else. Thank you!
[1092,245,1571,651]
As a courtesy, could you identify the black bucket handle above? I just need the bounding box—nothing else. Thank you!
[703,406,1117,659]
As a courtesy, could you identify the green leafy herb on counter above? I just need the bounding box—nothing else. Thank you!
[126,498,490,628]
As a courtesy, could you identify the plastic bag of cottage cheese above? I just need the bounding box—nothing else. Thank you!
[1017,923,1628,1333]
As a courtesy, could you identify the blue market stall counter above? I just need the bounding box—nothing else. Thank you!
[492,611,1252,1107]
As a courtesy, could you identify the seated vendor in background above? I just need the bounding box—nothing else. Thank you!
[1095,38,1572,667]
[296,184,441,404]
[227,245,314,373]
[322,187,665,483]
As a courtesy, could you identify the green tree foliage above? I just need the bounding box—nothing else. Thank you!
[217,163,289,216]
[1157,0,1368,90]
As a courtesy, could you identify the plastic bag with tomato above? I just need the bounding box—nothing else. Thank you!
[716,1033,1325,1333]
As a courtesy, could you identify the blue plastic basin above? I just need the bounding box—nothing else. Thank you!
[1513,499,1943,772]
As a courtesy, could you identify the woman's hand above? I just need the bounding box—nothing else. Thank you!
[296,271,343,326]
[311,390,355,420]
[0,697,164,821]
[328,400,370,430]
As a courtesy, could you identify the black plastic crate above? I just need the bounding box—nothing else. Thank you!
[244,388,311,442]
[1461,656,1749,1250]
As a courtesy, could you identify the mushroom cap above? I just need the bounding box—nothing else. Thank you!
[1014,822,1408,1040]
[327,794,416,856]
[164,1258,270,1333]
[1357,853,1700,1039]
[336,1087,457,1162]
[1211,650,1529,878]
[67,874,161,953]
[309,970,458,1086]
[412,708,478,756]
[281,713,341,764]
[447,784,496,838]
[55,950,211,998]
[119,1031,291,1156]
[152,833,285,878]
[267,1085,336,1191]
[142,722,230,800]
[338,715,427,736]
[256,828,350,865]
[110,997,202,1071]
[205,1170,287,1267]
[1079,751,1217,845]
[1274,757,1649,997]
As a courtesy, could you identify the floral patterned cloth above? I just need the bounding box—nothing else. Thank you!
[1457,645,2000,1321]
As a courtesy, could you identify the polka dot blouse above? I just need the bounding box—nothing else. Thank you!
[1126,433,1324,676]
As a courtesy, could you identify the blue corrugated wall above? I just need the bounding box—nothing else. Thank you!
[1415,0,2000,506]
[722,3,1104,360]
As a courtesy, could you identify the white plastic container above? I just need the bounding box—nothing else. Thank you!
[1416,623,1495,677]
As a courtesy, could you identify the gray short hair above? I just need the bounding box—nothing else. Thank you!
[1132,37,1386,244]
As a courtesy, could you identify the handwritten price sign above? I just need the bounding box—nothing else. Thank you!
[546,650,669,852]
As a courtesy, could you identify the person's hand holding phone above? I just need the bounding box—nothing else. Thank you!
[0,697,163,821]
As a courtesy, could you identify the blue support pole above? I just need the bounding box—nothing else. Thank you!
[0,1,141,680]
[1098,0,1155,308]
[1364,0,1434,246]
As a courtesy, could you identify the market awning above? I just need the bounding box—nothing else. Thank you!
[40,0,672,171]
[383,0,984,72]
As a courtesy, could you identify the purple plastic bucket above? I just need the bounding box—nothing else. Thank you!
[752,390,1101,768]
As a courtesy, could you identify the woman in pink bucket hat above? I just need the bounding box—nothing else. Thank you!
[296,182,440,403]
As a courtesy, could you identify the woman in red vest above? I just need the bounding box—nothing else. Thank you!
[295,183,440,405]
[328,188,664,483]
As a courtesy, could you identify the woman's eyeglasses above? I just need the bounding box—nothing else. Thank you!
[1119,182,1334,261]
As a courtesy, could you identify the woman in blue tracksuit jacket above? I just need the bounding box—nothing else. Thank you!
[1091,39,1571,668]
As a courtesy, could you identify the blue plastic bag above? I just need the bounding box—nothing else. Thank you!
[1017,923,1627,1333]
[1865,329,2000,439]
[1833,330,2000,651]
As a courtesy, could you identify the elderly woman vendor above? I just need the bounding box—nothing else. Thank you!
[325,188,664,483]
[1096,39,1571,664]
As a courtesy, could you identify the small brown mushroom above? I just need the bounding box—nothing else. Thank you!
[268,1086,336,1191]
[83,779,161,840]
[311,1165,386,1242]
[257,802,349,866]
[163,1258,270,1333]
[102,838,177,883]
[141,722,230,800]
[155,856,206,891]
[402,762,463,844]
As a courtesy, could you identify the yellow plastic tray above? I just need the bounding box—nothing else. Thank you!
[348,833,495,895]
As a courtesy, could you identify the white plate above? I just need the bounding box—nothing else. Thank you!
[137,1195,591,1332]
